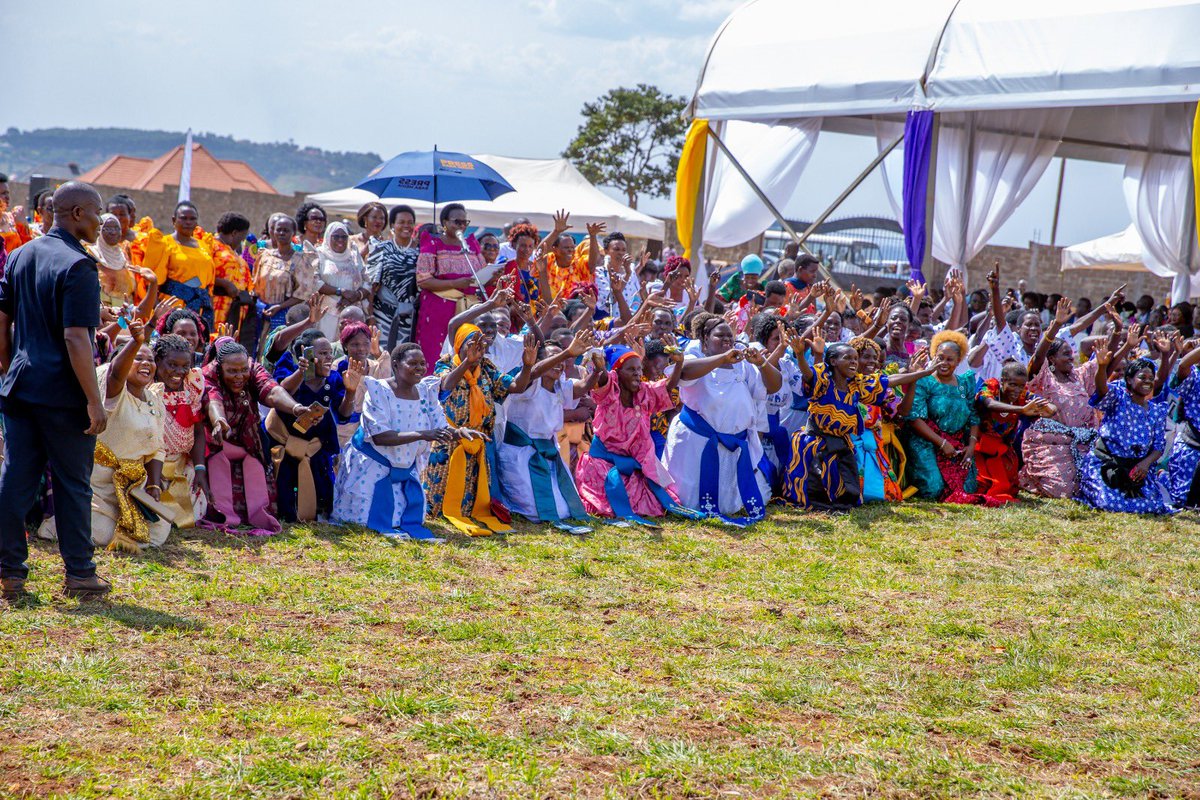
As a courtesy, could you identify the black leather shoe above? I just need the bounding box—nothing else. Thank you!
[64,574,111,599]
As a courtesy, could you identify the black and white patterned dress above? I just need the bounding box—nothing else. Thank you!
[367,240,419,348]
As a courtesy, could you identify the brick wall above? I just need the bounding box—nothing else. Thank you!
[10,180,311,235]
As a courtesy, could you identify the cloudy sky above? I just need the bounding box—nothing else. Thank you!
[2,0,1130,247]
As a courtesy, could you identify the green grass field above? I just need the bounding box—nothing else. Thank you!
[2,500,1199,799]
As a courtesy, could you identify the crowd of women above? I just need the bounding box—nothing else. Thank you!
[4,189,1199,555]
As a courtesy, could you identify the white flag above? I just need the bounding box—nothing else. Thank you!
[178,129,193,203]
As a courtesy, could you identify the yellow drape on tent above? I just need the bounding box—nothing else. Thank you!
[1193,102,1200,257]
[676,119,709,261]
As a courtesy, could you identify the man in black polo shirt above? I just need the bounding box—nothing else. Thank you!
[0,182,111,601]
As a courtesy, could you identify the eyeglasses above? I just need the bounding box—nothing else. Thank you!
[481,242,500,250]
[449,218,469,226]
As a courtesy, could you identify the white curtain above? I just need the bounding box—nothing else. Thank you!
[702,118,820,248]
[1122,104,1198,303]
[876,109,1071,278]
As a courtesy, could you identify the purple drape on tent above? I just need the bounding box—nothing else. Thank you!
[902,110,934,283]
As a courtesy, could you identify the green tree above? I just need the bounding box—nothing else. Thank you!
[563,84,686,210]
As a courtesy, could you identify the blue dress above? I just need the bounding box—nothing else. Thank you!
[1168,369,1200,507]
[1078,381,1174,514]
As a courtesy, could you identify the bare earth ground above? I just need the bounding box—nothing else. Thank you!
[2,499,1199,799]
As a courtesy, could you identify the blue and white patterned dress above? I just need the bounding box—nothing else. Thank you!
[332,376,447,527]
[1168,369,1200,508]
[1078,380,1174,514]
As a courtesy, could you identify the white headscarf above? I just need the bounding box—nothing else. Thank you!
[317,221,363,274]
[95,213,128,271]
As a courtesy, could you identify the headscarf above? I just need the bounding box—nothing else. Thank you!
[604,344,637,372]
[95,213,128,271]
[317,221,363,275]
[452,324,487,427]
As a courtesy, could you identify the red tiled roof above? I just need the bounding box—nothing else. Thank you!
[79,143,279,195]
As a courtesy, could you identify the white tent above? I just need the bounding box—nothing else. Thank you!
[682,0,1200,299]
[1062,226,1146,273]
[308,154,665,240]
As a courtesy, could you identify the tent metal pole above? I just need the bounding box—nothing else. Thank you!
[1049,158,1066,248]
[702,126,809,251]
[796,135,902,247]
[703,125,848,286]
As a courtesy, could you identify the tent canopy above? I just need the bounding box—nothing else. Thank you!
[690,0,1200,162]
[308,154,665,240]
[1061,225,1146,273]
[682,0,1200,300]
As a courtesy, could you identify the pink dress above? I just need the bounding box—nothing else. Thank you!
[415,231,483,374]
[1020,359,1100,498]
[574,373,680,517]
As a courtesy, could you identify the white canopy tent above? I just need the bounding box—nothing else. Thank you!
[1062,226,1146,273]
[682,0,1200,300]
[308,154,665,240]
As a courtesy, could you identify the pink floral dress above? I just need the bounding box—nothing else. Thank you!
[1019,359,1100,498]
[574,373,679,518]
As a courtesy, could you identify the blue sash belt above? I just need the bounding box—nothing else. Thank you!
[766,412,791,491]
[678,405,770,526]
[351,428,437,540]
[162,277,214,330]
[503,422,588,523]
[587,438,703,526]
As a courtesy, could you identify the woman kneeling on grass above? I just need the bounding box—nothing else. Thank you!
[1078,341,1175,515]
[973,362,1056,503]
[333,343,474,543]
[497,330,601,533]
[784,331,933,510]
[663,317,780,525]
[203,340,321,534]
[574,343,702,526]
[905,330,997,505]
[90,320,171,552]
[1168,340,1200,508]
[424,324,535,536]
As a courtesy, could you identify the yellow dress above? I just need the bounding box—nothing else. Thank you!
[140,229,215,289]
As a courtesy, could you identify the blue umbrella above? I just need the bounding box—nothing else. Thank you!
[354,147,515,204]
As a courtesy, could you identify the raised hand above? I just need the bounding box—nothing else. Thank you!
[1095,340,1113,367]
[567,327,595,356]
[848,284,863,312]
[906,279,926,306]
[585,221,606,238]
[810,329,826,358]
[128,318,147,344]
[707,268,721,289]
[1107,283,1127,307]
[986,260,1000,290]
[369,325,383,357]
[744,346,766,366]
[343,358,366,394]
[306,292,323,324]
[464,336,487,366]
[552,209,571,233]
[1054,296,1073,325]
[216,322,234,340]
[521,333,538,368]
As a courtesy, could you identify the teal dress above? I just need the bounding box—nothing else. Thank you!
[905,371,980,500]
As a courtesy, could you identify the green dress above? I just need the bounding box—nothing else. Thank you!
[905,371,980,500]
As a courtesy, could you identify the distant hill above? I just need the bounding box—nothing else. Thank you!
[0,127,382,195]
